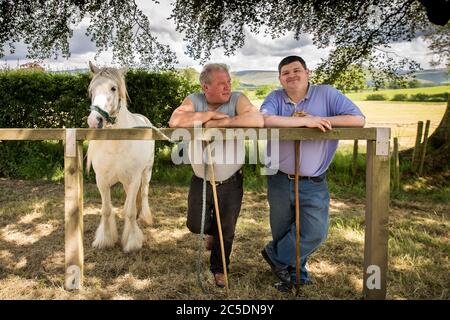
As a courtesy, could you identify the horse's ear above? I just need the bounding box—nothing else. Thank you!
[119,67,129,75]
[89,61,100,74]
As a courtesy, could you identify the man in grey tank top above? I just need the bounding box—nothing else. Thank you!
[169,63,263,288]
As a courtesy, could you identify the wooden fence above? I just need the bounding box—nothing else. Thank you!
[0,127,390,299]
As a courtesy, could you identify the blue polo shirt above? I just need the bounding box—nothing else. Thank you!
[260,84,364,176]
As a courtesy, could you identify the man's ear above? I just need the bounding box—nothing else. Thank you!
[89,61,100,74]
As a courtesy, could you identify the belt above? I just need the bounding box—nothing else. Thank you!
[209,170,242,186]
[277,171,325,183]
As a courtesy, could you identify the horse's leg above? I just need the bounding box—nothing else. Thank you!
[122,177,144,252]
[92,178,118,248]
[138,165,153,226]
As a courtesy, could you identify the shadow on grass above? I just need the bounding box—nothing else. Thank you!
[0,179,448,299]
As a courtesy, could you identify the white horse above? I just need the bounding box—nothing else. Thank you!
[86,61,155,252]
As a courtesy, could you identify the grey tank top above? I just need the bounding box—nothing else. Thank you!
[188,92,241,116]
[187,92,245,182]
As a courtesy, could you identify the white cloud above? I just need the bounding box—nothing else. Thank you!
[383,37,439,69]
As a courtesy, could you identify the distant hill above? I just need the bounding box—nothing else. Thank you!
[50,68,89,74]
[232,70,278,88]
[232,68,449,88]
[412,69,449,85]
[46,67,448,88]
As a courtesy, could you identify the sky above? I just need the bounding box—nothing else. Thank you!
[2,1,442,72]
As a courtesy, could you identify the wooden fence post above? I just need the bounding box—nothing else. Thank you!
[411,121,423,171]
[351,139,359,181]
[392,137,400,191]
[364,128,390,300]
[418,120,430,175]
[64,129,84,290]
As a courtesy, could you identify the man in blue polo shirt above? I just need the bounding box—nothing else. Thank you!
[260,55,365,292]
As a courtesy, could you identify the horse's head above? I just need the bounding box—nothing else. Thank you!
[87,61,128,128]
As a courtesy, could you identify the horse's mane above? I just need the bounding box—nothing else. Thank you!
[88,68,129,105]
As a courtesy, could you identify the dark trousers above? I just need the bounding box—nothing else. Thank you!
[187,172,243,274]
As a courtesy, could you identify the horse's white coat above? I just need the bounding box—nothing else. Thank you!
[87,61,155,252]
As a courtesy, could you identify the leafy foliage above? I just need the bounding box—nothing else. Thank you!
[423,22,450,67]
[313,64,366,92]
[0,69,200,178]
[2,0,448,80]
[0,0,177,69]
[366,93,387,100]
[0,69,199,128]
[171,0,447,85]
[255,85,276,99]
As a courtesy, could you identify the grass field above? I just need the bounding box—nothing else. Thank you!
[355,102,446,149]
[0,179,448,300]
[345,85,449,101]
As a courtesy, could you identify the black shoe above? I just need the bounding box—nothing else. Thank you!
[274,281,293,293]
[261,249,292,286]
[214,272,226,288]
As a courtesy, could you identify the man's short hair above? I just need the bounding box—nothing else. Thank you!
[278,56,307,73]
[199,63,229,85]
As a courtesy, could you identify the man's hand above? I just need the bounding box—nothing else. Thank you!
[203,112,230,127]
[204,117,229,128]
[302,116,332,132]
[209,111,229,120]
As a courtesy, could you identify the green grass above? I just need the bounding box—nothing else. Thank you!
[345,85,450,101]
[2,140,447,204]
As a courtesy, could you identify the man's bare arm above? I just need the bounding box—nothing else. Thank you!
[264,115,332,132]
[264,114,364,132]
[326,115,365,127]
[168,97,229,128]
[204,95,264,128]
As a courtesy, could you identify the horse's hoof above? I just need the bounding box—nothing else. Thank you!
[121,227,144,252]
[122,241,143,253]
[92,239,116,249]
[138,214,153,226]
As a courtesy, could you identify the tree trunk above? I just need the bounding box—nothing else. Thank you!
[425,95,450,171]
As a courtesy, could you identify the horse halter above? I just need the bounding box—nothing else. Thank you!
[89,103,121,125]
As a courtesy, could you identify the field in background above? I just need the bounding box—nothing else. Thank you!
[345,85,449,101]
[354,102,446,149]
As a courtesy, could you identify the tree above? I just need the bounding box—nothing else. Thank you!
[0,0,177,69]
[255,85,276,99]
[231,76,241,91]
[423,22,450,67]
[178,67,199,85]
[408,79,421,88]
[2,1,447,75]
[313,64,366,93]
[171,1,449,83]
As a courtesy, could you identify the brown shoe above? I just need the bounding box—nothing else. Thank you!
[214,272,226,288]
[205,235,214,251]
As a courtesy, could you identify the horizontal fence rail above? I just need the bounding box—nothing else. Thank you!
[0,127,378,141]
[0,127,390,300]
